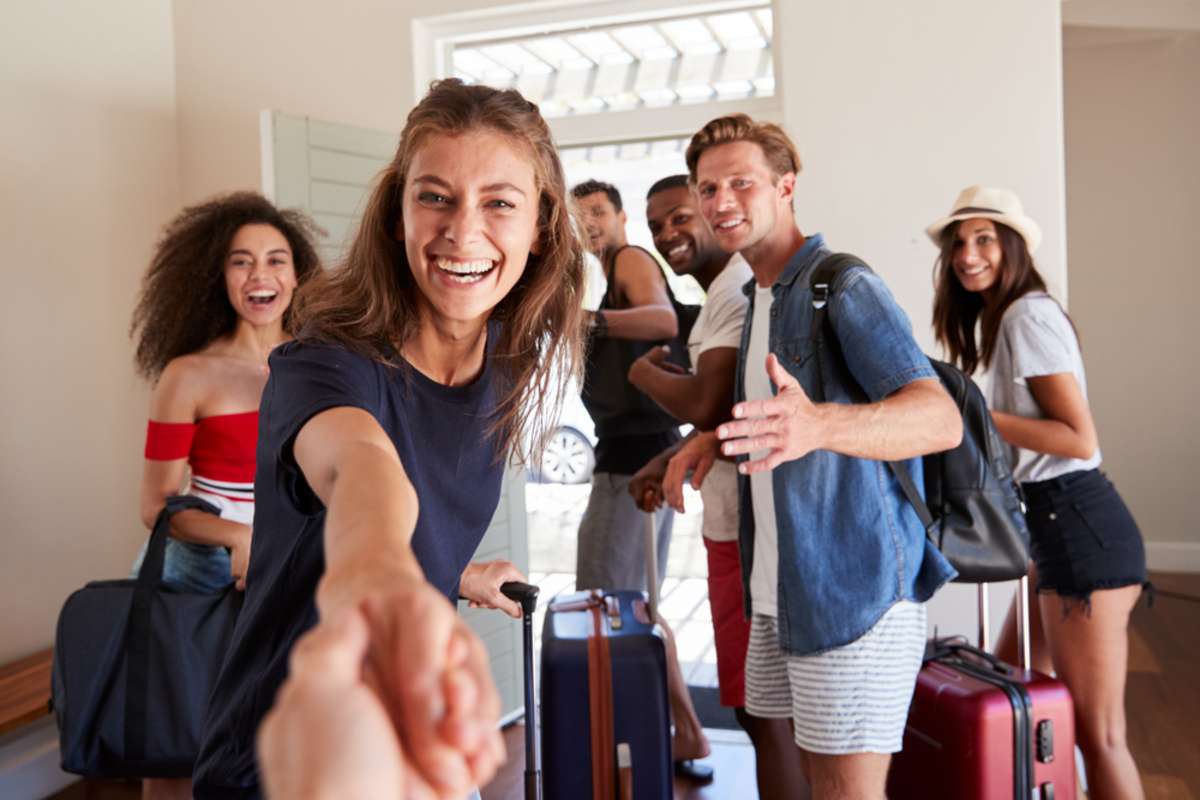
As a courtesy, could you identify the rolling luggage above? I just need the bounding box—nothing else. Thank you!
[539,513,672,800]
[887,578,1076,799]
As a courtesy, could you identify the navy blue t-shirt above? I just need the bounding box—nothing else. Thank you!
[193,334,504,799]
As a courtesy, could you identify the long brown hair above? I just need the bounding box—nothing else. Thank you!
[130,192,321,380]
[932,220,1047,374]
[291,78,588,462]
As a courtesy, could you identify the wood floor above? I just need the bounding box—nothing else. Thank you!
[52,572,1200,800]
[1124,572,1200,800]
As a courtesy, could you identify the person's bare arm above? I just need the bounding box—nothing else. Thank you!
[718,354,961,473]
[139,359,253,587]
[991,372,1098,460]
[296,407,503,799]
[661,431,722,513]
[628,346,738,430]
[598,248,677,340]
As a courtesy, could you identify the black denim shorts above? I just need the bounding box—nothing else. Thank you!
[1020,469,1149,609]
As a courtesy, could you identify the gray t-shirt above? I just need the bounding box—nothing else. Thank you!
[988,292,1101,483]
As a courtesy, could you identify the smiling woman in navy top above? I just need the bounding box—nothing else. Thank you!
[193,79,588,800]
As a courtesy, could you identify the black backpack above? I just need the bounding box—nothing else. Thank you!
[807,253,1030,583]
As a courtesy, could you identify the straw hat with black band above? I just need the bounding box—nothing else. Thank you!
[926,185,1043,254]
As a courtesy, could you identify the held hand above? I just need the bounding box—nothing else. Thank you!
[258,606,409,800]
[460,560,527,618]
[319,573,504,799]
[662,431,720,513]
[628,455,668,512]
[229,524,252,591]
[717,353,824,474]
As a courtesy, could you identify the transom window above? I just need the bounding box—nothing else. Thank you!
[445,3,773,119]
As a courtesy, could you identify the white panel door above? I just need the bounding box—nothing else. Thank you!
[261,109,529,721]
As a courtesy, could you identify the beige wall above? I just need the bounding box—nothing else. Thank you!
[173,0,480,204]
[0,2,179,662]
[1063,29,1200,560]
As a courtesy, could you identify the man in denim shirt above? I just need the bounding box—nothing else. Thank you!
[664,115,960,798]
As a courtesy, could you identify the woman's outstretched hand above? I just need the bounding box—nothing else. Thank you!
[316,572,505,799]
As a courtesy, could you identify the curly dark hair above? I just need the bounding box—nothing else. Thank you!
[130,192,322,379]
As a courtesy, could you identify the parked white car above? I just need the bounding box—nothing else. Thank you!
[528,387,597,484]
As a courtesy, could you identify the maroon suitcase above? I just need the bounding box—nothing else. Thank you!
[888,579,1076,799]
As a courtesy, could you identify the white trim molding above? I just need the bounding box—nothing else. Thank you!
[1146,541,1200,574]
[0,718,75,800]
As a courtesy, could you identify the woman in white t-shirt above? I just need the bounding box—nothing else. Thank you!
[928,186,1147,799]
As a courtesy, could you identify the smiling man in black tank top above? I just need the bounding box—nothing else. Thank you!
[572,179,681,596]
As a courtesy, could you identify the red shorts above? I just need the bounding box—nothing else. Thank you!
[704,537,751,708]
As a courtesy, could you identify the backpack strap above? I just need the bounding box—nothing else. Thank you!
[808,252,867,402]
[807,253,937,534]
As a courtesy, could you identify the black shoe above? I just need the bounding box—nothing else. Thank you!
[674,759,715,784]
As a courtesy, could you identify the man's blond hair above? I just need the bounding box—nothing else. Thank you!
[685,114,801,184]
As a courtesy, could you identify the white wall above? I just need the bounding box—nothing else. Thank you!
[1063,28,1200,567]
[0,2,179,663]
[775,0,1068,352]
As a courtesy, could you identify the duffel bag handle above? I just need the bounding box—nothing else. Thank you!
[134,495,222,589]
[126,495,221,762]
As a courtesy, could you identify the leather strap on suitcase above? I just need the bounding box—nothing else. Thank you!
[587,596,616,800]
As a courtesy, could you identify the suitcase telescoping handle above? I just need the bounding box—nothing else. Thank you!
[977,576,1031,670]
[500,581,541,800]
[644,511,659,620]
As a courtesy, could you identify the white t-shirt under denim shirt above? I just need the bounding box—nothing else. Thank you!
[687,253,753,543]
[988,291,1102,483]
[746,282,779,617]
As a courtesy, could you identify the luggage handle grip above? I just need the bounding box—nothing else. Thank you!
[500,581,539,616]
[938,641,1014,676]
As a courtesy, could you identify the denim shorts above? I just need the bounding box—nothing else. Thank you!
[1021,469,1149,609]
[130,538,234,594]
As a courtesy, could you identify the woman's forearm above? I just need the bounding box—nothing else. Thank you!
[316,442,425,616]
[991,410,1098,461]
[167,509,250,549]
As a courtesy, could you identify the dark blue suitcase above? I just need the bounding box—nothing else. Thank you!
[540,588,672,800]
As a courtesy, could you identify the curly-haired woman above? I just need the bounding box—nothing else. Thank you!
[129,193,320,800]
[129,192,320,799]
[131,192,321,595]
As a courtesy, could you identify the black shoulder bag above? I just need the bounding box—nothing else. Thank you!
[52,495,244,777]
[809,253,1030,583]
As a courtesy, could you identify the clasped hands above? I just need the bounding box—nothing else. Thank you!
[259,559,526,800]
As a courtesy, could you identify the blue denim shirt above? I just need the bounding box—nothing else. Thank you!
[736,234,956,655]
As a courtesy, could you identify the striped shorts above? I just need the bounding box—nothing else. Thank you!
[744,601,927,755]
